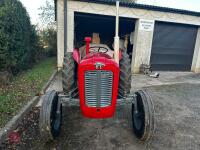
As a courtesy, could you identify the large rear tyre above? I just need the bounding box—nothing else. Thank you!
[118,51,132,98]
[132,90,155,141]
[39,90,62,142]
[62,53,78,97]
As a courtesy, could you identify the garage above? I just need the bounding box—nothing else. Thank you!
[74,12,135,58]
[56,0,200,73]
[150,22,198,71]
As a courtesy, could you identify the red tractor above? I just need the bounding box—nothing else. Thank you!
[39,1,155,143]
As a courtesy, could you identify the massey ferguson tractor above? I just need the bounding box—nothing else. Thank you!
[39,1,155,143]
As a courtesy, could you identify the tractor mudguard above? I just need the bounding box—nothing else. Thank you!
[73,49,80,64]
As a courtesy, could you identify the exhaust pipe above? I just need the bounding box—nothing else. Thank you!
[114,1,120,64]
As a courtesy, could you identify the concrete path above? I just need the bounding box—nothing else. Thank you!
[132,72,200,90]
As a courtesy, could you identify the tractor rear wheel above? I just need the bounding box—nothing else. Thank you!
[62,53,78,97]
[118,51,132,98]
[132,89,155,141]
[39,90,62,142]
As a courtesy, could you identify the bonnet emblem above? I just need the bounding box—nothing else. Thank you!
[95,62,105,69]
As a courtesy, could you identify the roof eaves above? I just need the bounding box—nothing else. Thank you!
[79,0,200,17]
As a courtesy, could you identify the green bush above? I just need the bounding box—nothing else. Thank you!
[0,0,42,74]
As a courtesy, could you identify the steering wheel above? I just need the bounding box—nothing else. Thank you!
[89,46,109,53]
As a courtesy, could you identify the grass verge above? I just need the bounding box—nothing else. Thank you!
[0,57,56,128]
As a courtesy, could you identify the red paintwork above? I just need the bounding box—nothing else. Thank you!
[73,37,120,118]
[78,52,120,118]
[73,49,80,63]
[83,52,112,60]
[85,37,91,54]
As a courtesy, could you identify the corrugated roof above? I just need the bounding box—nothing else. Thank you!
[78,0,200,17]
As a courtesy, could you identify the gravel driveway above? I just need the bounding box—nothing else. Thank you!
[2,73,200,150]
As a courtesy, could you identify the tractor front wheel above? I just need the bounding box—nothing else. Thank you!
[132,89,155,141]
[39,90,62,142]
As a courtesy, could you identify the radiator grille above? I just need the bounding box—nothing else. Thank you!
[85,71,113,107]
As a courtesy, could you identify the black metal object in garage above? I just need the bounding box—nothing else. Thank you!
[150,22,198,71]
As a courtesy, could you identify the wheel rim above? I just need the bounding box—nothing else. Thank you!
[50,95,62,137]
[132,92,145,139]
[133,107,143,131]
[52,106,62,131]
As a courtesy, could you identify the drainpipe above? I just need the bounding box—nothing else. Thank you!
[114,1,120,64]
[64,0,67,56]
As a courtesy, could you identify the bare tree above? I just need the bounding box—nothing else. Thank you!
[39,0,55,28]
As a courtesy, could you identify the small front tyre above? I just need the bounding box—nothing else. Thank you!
[132,90,155,141]
[39,90,62,142]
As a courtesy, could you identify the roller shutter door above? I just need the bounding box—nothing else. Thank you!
[150,22,197,71]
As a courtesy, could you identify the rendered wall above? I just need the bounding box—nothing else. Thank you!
[57,0,64,70]
[192,28,200,73]
[132,19,154,73]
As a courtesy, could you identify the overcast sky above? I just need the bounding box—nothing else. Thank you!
[20,0,46,24]
[20,0,200,25]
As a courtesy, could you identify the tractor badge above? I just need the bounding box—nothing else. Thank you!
[95,62,105,69]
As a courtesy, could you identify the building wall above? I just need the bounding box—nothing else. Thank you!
[192,28,200,73]
[57,0,200,73]
[57,0,64,69]
[67,1,200,25]
[132,19,154,73]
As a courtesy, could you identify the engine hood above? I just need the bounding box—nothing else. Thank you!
[80,52,118,67]
[78,52,120,118]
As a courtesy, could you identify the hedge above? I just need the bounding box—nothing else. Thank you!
[0,0,42,74]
